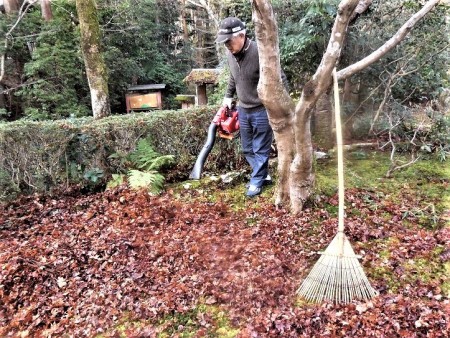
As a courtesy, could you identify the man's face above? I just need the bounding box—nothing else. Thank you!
[224,34,245,54]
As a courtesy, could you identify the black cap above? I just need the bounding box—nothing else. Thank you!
[215,17,246,43]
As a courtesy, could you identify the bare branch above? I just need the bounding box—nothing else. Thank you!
[185,0,219,28]
[350,0,372,22]
[1,1,39,83]
[6,0,39,37]
[337,0,440,80]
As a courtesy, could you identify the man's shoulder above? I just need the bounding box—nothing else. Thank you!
[247,40,259,53]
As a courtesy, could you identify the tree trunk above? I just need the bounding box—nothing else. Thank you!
[252,0,359,213]
[75,0,111,119]
[0,84,5,110]
[251,0,296,207]
[3,0,19,14]
[180,0,190,41]
[195,15,206,68]
[40,0,53,21]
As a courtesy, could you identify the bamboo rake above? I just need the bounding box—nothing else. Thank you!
[296,68,378,304]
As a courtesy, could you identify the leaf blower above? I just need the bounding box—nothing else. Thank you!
[189,106,239,180]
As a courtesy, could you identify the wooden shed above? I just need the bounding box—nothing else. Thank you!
[125,84,166,113]
[183,69,220,106]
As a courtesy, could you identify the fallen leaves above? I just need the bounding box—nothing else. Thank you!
[0,185,448,336]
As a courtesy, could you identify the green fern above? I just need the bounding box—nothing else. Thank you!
[108,138,174,193]
[127,170,165,194]
[145,154,175,170]
[129,139,175,171]
[106,174,126,190]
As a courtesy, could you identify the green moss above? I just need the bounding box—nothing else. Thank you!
[399,256,449,297]
[96,304,239,337]
[314,151,449,228]
[370,265,402,293]
[443,262,450,298]
[402,258,436,283]
[157,303,239,337]
[365,237,449,296]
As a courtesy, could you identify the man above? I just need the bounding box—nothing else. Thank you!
[215,17,287,197]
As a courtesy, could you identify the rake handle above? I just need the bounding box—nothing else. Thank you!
[333,68,345,234]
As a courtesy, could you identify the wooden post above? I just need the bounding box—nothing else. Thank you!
[196,83,207,106]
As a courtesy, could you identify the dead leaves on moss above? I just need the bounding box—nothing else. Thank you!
[0,186,448,336]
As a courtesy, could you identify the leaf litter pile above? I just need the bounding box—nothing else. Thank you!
[1,185,449,337]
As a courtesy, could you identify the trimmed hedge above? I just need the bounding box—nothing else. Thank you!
[0,106,246,201]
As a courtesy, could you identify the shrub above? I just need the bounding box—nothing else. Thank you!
[0,107,246,201]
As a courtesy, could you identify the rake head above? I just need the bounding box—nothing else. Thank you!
[297,232,378,304]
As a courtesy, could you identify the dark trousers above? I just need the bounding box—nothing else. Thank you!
[237,106,273,188]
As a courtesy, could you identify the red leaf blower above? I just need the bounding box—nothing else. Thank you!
[189,106,239,179]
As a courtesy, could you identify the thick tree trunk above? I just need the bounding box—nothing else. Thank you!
[251,0,296,207]
[3,0,19,14]
[252,0,359,213]
[75,0,111,119]
[40,0,53,21]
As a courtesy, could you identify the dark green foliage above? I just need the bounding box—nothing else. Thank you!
[274,0,339,92]
[5,2,89,120]
[17,10,90,119]
[3,0,194,119]
[421,111,450,162]
[215,0,252,28]
[101,0,193,112]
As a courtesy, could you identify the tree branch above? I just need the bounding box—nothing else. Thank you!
[185,0,219,28]
[337,0,440,80]
[1,0,39,83]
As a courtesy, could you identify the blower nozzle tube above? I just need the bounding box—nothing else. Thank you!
[189,122,218,179]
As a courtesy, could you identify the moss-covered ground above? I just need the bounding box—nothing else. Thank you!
[147,149,448,336]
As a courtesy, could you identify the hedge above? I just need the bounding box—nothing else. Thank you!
[0,106,246,201]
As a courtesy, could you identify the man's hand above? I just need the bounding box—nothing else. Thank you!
[222,97,233,108]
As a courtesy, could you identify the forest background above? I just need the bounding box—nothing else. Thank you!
[1,0,448,120]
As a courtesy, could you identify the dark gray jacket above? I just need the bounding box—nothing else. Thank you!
[225,38,288,112]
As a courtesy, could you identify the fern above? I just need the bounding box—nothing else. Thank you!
[106,174,126,189]
[127,170,165,194]
[145,154,175,171]
[129,139,175,171]
[107,138,174,193]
